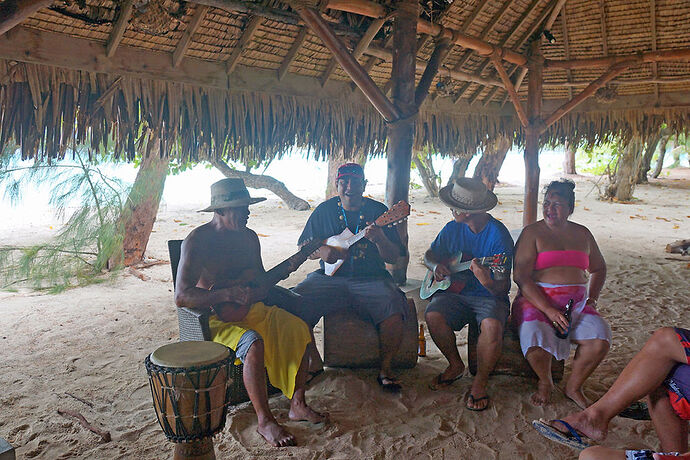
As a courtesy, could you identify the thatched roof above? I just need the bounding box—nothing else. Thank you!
[1,0,689,160]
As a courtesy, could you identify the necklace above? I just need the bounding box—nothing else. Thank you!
[338,198,365,233]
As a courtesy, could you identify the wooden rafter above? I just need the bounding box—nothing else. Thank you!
[0,0,52,36]
[545,49,690,69]
[454,0,544,103]
[599,0,608,56]
[278,27,307,81]
[541,61,633,131]
[290,4,400,121]
[226,15,263,74]
[491,54,528,126]
[414,38,451,107]
[650,0,659,99]
[326,0,528,67]
[561,5,573,99]
[496,0,567,106]
[172,4,208,68]
[106,0,134,58]
[320,17,385,87]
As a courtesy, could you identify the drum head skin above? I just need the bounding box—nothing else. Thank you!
[150,341,230,368]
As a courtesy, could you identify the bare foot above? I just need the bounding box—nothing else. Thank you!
[559,410,608,442]
[257,420,296,447]
[530,380,553,406]
[289,400,329,424]
[564,387,591,409]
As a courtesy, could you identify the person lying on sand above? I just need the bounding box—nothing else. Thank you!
[174,178,328,447]
[423,177,513,411]
[513,179,611,408]
[578,446,688,460]
[533,326,690,454]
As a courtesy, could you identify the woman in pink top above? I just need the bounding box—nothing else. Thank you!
[513,179,611,408]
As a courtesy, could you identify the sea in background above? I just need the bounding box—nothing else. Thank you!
[1,147,687,238]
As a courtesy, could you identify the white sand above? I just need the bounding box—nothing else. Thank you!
[1,168,688,459]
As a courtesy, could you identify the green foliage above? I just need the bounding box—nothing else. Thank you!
[576,142,619,175]
[0,149,129,292]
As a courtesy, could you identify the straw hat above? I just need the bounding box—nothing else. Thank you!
[439,177,497,213]
[198,178,266,212]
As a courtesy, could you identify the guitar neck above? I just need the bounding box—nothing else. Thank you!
[344,229,367,248]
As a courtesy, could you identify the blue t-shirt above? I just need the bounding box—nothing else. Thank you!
[298,197,405,278]
[429,216,514,300]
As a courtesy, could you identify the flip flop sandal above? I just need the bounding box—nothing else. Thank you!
[532,418,592,450]
[618,401,651,420]
[466,394,490,411]
[377,376,402,393]
[429,373,462,391]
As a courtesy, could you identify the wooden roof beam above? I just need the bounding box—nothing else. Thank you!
[172,4,208,67]
[545,48,690,69]
[320,17,385,87]
[541,61,634,132]
[650,0,659,100]
[290,4,401,121]
[599,0,608,56]
[0,0,52,37]
[454,0,547,103]
[415,38,451,108]
[106,0,134,58]
[326,0,528,67]
[491,53,528,126]
[226,15,262,74]
[561,5,573,99]
[278,27,307,81]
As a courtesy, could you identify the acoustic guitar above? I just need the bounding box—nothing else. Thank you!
[419,252,509,300]
[211,238,322,322]
[323,201,411,276]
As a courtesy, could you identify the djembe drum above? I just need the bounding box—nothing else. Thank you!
[145,341,232,460]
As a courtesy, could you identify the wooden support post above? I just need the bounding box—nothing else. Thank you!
[523,40,543,227]
[106,0,134,57]
[226,15,263,74]
[278,27,308,81]
[386,0,418,284]
[541,62,632,132]
[0,0,51,36]
[172,4,208,67]
[320,17,385,87]
[292,4,400,121]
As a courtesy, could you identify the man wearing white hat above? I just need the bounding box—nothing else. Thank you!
[175,178,327,447]
[424,177,514,411]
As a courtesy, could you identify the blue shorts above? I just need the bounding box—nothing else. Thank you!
[425,291,509,332]
[234,330,261,363]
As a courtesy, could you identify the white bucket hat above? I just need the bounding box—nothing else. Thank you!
[439,177,497,213]
[198,178,266,212]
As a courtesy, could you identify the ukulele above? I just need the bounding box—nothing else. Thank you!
[211,238,322,322]
[322,201,411,276]
[419,252,509,300]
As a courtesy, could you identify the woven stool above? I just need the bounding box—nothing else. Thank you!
[323,298,418,369]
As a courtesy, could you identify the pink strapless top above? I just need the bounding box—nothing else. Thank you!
[534,250,589,271]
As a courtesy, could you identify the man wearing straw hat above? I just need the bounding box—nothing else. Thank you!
[175,178,327,447]
[424,177,514,411]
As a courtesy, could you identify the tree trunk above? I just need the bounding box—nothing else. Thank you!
[447,156,472,184]
[413,150,439,197]
[670,135,682,168]
[210,158,310,210]
[473,135,512,191]
[606,136,643,201]
[636,129,665,184]
[326,149,367,199]
[112,136,168,267]
[652,134,671,178]
[562,141,577,175]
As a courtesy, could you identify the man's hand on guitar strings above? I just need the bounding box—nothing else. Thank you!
[433,263,451,281]
[317,245,347,264]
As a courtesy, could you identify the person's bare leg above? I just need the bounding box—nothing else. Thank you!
[378,313,403,379]
[579,446,626,460]
[243,340,295,447]
[647,386,688,452]
[560,327,687,441]
[526,346,554,406]
[289,345,328,424]
[565,339,610,409]
[467,318,502,410]
[425,311,465,381]
[306,329,324,374]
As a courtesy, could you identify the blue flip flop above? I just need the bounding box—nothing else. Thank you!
[532,418,592,450]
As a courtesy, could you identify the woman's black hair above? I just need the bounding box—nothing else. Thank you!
[544,179,576,213]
